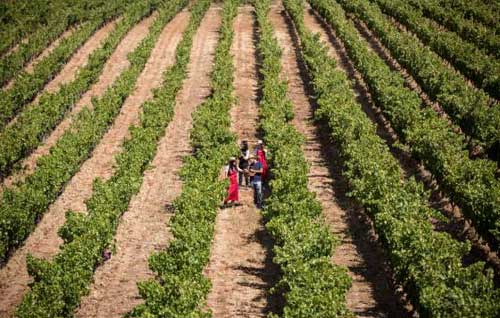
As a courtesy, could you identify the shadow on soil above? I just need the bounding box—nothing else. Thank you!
[282,6,414,317]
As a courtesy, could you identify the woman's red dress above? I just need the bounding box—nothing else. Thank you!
[256,149,268,181]
[226,167,239,202]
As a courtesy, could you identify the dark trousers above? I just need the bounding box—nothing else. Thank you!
[239,171,249,186]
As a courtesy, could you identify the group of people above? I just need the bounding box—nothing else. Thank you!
[222,140,268,209]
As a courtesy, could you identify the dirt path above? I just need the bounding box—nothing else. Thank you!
[204,5,279,318]
[33,19,120,103]
[0,12,191,318]
[269,3,412,317]
[343,12,500,273]
[74,6,221,318]
[1,15,149,192]
[0,40,24,60]
[2,25,77,90]
[24,27,78,74]
[349,17,472,149]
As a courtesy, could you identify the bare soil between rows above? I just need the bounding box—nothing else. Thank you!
[1,18,119,193]
[2,25,77,91]
[75,5,220,317]
[0,13,159,318]
[308,6,500,275]
[274,2,413,317]
[204,5,280,318]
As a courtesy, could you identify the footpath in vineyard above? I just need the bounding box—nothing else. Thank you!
[31,20,119,104]
[74,5,220,318]
[2,19,118,133]
[0,15,145,191]
[2,26,78,90]
[0,12,165,317]
[272,2,410,316]
[305,3,500,272]
[205,5,279,317]
[345,12,500,269]
[0,39,25,60]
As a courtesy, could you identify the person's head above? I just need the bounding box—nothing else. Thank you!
[256,139,263,149]
[241,140,248,150]
[229,156,237,166]
[249,154,258,163]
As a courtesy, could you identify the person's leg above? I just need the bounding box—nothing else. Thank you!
[238,171,243,186]
[255,181,263,208]
[253,181,257,204]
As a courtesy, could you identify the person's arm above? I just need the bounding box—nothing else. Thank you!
[251,162,263,174]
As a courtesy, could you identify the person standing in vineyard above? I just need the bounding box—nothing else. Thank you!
[254,140,268,181]
[222,157,241,208]
[238,140,250,187]
[248,154,264,209]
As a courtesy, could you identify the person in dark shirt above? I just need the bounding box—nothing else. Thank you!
[248,154,263,209]
[238,140,250,187]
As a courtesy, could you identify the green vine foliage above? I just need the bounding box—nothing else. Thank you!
[0,0,165,262]
[0,0,128,131]
[336,0,499,154]
[0,0,126,86]
[437,0,500,31]
[15,0,194,316]
[129,1,239,316]
[372,0,500,99]
[307,0,500,250]
[254,1,352,317]
[0,0,159,177]
[286,0,500,317]
[406,0,499,58]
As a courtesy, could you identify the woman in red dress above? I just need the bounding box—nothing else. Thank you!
[255,140,268,181]
[223,157,241,207]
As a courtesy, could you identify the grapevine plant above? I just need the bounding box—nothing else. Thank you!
[254,0,352,317]
[15,0,198,316]
[308,0,500,249]
[336,0,500,155]
[129,0,239,316]
[0,0,128,131]
[372,0,500,99]
[0,0,161,177]
[406,0,500,58]
[0,0,124,86]
[437,0,500,31]
[0,0,172,262]
[285,0,500,317]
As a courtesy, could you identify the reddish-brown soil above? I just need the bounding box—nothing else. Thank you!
[204,5,279,318]
[2,26,77,90]
[74,6,220,318]
[1,15,147,191]
[34,19,120,102]
[308,5,500,273]
[268,2,411,317]
[1,19,119,134]
[0,40,24,60]
[24,27,78,74]
[0,12,171,318]
[347,15,500,272]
